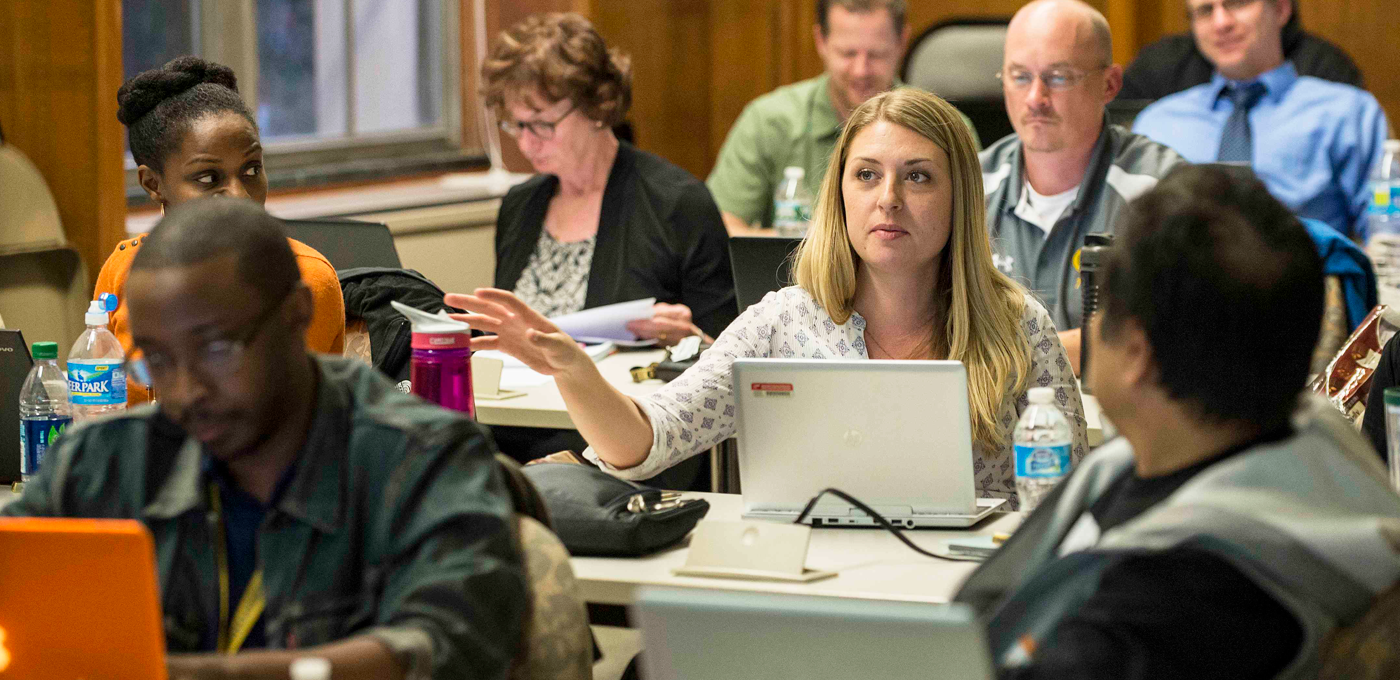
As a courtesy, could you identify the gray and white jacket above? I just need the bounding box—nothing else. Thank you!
[956,395,1400,679]
[981,117,1185,331]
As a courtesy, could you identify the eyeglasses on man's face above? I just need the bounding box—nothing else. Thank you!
[1187,0,1264,23]
[126,288,291,390]
[997,66,1108,91]
[499,102,580,141]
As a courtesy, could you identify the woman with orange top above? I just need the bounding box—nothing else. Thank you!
[95,57,344,403]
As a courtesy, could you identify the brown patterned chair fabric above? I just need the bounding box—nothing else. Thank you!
[1317,581,1400,680]
[343,317,373,366]
[510,515,593,680]
[1311,276,1349,376]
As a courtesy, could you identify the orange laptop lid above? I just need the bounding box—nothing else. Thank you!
[0,518,167,680]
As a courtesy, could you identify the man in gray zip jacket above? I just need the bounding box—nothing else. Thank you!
[984,0,1184,373]
[958,164,1400,680]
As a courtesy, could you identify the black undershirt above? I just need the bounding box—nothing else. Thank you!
[1002,427,1304,680]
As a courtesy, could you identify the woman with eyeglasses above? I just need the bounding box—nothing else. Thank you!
[478,13,737,346]
[94,56,346,404]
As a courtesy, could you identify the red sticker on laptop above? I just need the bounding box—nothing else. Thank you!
[750,382,793,397]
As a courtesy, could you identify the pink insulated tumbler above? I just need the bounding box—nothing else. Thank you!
[390,301,475,418]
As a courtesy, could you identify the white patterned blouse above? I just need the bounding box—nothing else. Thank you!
[584,285,1089,508]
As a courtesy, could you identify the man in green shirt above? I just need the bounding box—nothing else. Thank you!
[707,0,979,232]
[3,198,526,680]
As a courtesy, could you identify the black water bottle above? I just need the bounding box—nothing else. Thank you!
[1079,233,1113,393]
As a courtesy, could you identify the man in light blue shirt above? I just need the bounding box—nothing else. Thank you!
[1131,0,1387,238]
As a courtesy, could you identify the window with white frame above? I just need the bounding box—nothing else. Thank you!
[122,0,465,183]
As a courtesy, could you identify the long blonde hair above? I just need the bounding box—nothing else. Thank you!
[794,88,1030,448]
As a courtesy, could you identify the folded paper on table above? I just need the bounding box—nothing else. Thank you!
[473,342,614,391]
[549,298,656,343]
[474,342,615,369]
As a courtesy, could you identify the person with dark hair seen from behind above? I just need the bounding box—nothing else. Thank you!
[956,164,1400,680]
[1120,8,1363,102]
[1130,0,1387,238]
[95,56,345,405]
[4,198,526,680]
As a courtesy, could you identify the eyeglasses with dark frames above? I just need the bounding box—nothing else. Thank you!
[498,102,580,141]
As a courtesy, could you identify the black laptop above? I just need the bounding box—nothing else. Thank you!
[0,329,34,484]
[728,235,804,313]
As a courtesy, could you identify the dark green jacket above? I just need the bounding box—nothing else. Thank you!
[3,356,526,680]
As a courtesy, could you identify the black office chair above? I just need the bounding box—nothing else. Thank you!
[282,217,402,271]
[901,18,1013,146]
[728,236,804,313]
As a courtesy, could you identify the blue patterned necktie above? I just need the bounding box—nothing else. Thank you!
[1216,82,1268,164]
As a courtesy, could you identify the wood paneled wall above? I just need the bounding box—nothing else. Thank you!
[0,0,126,280]
[590,0,1108,182]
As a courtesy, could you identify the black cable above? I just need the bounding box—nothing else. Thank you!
[793,487,946,560]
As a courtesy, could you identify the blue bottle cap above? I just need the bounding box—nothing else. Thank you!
[98,292,118,313]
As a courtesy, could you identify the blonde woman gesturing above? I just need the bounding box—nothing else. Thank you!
[450,88,1087,507]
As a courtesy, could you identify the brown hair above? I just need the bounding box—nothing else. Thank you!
[815,0,907,36]
[481,13,632,127]
[793,88,1029,449]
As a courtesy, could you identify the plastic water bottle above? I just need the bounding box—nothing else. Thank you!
[67,294,127,421]
[773,166,813,237]
[1365,140,1400,289]
[19,342,72,483]
[391,301,475,417]
[1013,387,1074,513]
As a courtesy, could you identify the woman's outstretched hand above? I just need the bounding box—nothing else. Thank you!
[445,288,590,377]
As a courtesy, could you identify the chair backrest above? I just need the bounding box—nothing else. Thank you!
[902,19,1013,145]
[1317,580,1400,680]
[510,515,593,680]
[282,217,402,270]
[0,143,91,366]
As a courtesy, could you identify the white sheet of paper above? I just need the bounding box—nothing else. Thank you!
[473,342,614,369]
[548,298,656,342]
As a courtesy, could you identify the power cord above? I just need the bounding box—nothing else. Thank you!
[794,487,944,560]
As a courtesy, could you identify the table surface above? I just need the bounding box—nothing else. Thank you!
[571,492,1020,606]
[471,347,1106,445]
[473,349,670,430]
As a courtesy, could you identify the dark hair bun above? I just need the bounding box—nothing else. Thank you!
[117,56,240,126]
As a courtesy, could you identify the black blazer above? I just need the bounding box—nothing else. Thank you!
[494,142,738,338]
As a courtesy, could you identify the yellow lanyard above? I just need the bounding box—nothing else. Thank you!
[209,483,266,654]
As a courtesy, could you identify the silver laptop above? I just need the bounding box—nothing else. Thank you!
[634,586,995,680]
[733,358,1005,528]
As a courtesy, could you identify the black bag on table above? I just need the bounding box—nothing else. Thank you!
[520,462,709,557]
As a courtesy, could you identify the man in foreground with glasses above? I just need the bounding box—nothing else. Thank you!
[2,199,526,680]
[982,0,1183,375]
[1131,0,1386,238]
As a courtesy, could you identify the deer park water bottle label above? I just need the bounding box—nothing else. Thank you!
[67,359,127,406]
[1014,443,1072,479]
[21,416,70,477]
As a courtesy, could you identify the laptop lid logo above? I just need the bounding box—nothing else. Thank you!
[750,382,792,397]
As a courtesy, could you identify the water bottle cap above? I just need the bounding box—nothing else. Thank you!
[1028,387,1055,404]
[390,300,473,350]
[30,342,58,360]
[783,166,805,179]
[289,657,331,680]
[1386,139,1400,153]
[85,299,109,326]
[1385,386,1400,407]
